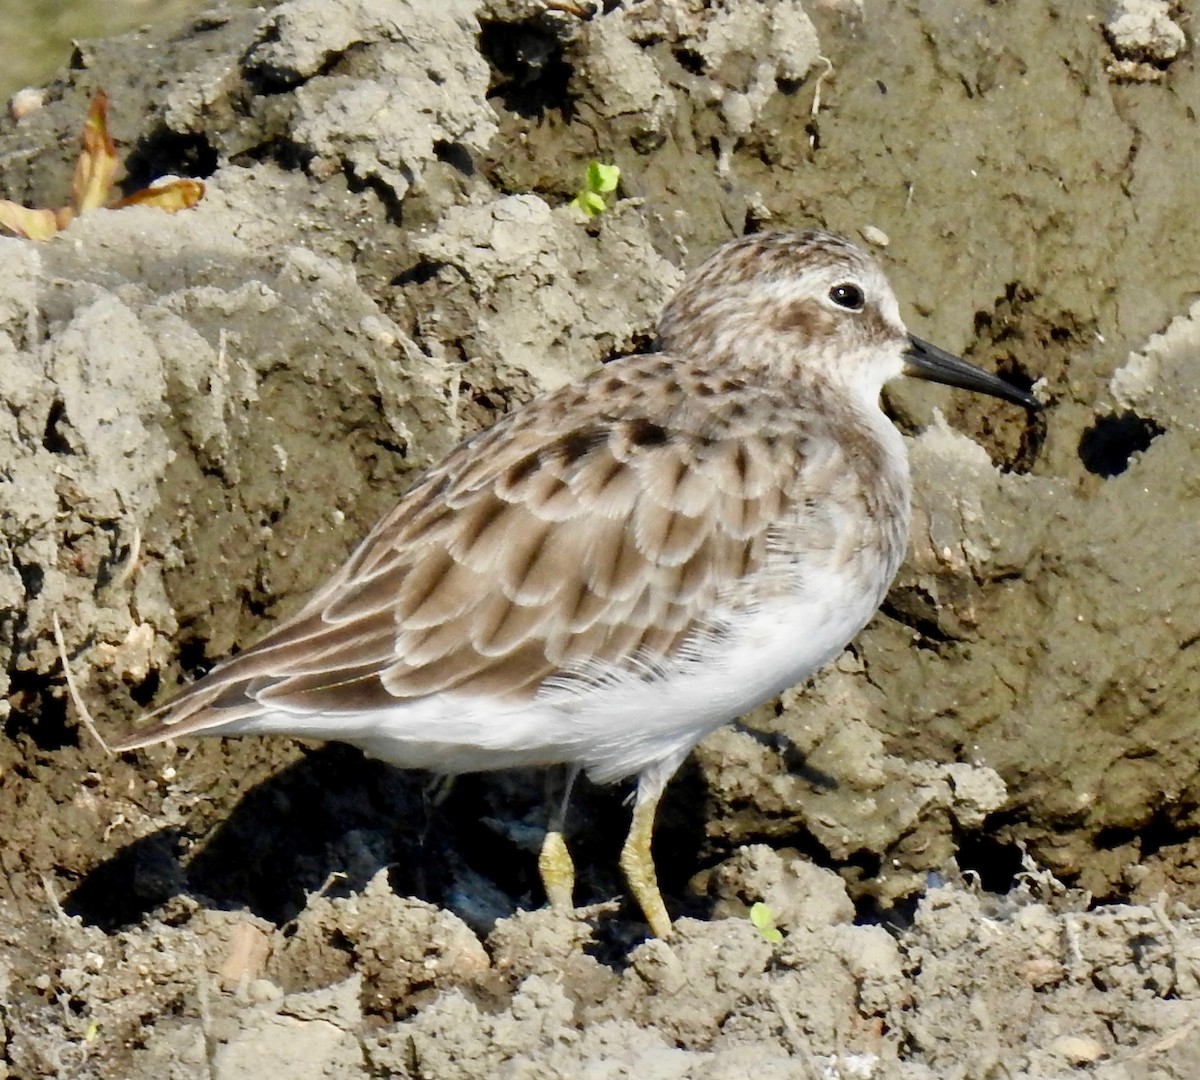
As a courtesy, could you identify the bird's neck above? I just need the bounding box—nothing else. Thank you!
[797,375,913,585]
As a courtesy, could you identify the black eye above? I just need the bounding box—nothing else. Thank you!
[829,283,865,311]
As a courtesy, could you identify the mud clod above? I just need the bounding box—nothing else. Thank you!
[3,0,1200,1076]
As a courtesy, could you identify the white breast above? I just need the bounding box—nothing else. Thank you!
[537,553,897,785]
[290,546,897,785]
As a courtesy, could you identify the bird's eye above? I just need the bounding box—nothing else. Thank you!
[829,283,865,311]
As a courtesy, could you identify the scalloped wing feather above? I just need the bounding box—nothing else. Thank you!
[110,358,830,751]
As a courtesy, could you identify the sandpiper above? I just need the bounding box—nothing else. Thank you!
[111,229,1038,938]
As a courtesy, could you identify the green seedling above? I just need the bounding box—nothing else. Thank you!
[569,160,620,218]
[749,901,784,944]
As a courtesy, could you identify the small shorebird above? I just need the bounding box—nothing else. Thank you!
[112,229,1038,938]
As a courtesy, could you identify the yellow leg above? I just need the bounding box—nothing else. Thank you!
[538,766,580,910]
[619,786,673,938]
[538,828,576,909]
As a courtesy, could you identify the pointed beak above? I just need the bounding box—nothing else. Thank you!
[904,335,1040,409]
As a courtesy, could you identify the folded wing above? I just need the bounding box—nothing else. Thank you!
[111,362,813,749]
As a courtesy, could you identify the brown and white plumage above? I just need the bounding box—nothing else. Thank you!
[111,230,1037,937]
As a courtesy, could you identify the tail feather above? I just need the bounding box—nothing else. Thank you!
[108,674,265,751]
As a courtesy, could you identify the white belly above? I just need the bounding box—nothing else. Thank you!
[241,558,891,786]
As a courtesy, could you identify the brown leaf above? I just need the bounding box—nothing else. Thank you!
[0,89,204,241]
[71,89,119,215]
[0,201,61,241]
[112,179,206,213]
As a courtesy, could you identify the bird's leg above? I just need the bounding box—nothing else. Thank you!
[538,765,579,910]
[416,774,457,896]
[619,776,672,939]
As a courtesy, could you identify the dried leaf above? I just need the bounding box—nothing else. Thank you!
[71,90,119,215]
[113,179,206,213]
[0,201,60,241]
[0,88,204,241]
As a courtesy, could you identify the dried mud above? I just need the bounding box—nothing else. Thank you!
[1,0,1199,1076]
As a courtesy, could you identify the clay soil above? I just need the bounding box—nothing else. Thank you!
[2,1,1200,1077]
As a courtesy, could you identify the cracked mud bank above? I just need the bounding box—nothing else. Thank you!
[1,0,1199,1076]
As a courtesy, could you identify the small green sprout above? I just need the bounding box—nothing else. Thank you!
[749,902,784,944]
[569,160,620,218]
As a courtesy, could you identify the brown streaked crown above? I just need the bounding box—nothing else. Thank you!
[654,230,909,394]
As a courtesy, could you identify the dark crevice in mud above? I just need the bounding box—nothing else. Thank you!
[856,826,1032,935]
[189,12,235,33]
[322,40,376,79]
[880,591,959,649]
[0,555,65,747]
[245,38,374,95]
[672,46,706,75]
[744,204,774,235]
[1078,411,1165,477]
[229,135,315,173]
[479,19,577,120]
[42,399,74,455]
[840,849,896,923]
[1092,808,1200,898]
[12,551,43,601]
[129,666,160,707]
[857,886,923,936]
[373,435,407,457]
[244,590,271,619]
[346,167,408,227]
[1102,29,1179,74]
[993,355,1041,400]
[968,286,1081,474]
[4,667,74,751]
[390,260,445,288]
[91,521,131,592]
[434,140,476,178]
[1005,378,1047,473]
[174,635,215,684]
[955,827,1027,894]
[123,128,219,189]
[736,820,843,880]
